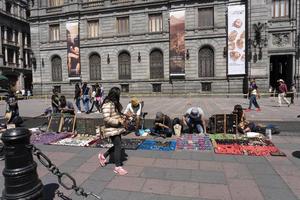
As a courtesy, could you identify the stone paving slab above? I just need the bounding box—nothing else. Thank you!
[1,134,300,199]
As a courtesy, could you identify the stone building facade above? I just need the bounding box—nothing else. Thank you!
[0,0,32,91]
[29,0,300,95]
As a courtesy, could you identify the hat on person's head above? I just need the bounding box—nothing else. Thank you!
[190,108,199,119]
[277,79,284,83]
[131,97,139,107]
[155,112,163,121]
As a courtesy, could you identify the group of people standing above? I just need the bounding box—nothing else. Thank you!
[246,78,296,112]
[74,82,104,114]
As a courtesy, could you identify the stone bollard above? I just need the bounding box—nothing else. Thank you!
[1,128,43,200]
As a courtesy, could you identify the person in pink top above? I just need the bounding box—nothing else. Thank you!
[277,79,290,107]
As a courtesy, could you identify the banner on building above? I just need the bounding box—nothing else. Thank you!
[169,10,185,77]
[227,5,246,75]
[66,21,80,78]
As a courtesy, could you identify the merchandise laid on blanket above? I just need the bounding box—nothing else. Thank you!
[18,103,285,157]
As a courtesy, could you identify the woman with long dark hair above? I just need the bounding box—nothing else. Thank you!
[98,87,128,175]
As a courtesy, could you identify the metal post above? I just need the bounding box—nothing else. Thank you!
[1,128,43,200]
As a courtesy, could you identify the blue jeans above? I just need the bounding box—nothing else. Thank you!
[186,117,204,133]
[82,95,90,113]
[75,97,81,111]
[248,94,260,109]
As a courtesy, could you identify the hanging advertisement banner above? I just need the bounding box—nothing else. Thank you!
[169,10,185,77]
[66,21,80,78]
[227,5,246,75]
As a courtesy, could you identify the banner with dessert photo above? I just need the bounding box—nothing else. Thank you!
[227,4,246,75]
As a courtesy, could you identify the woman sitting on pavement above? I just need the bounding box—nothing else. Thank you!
[233,104,256,134]
[98,87,128,175]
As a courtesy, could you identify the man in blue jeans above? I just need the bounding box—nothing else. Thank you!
[182,107,206,134]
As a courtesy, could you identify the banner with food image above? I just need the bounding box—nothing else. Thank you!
[227,5,245,75]
[169,10,185,76]
[66,21,80,78]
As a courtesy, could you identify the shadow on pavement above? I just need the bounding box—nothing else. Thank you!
[292,151,300,159]
[43,183,60,200]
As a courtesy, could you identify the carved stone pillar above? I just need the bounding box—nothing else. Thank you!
[4,47,8,66]
[4,27,7,43]
[12,30,15,43]
[19,32,23,67]
[13,51,16,65]
[25,51,28,66]
[24,34,27,47]
[0,27,2,56]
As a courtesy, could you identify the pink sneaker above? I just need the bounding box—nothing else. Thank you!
[256,108,261,112]
[113,167,128,175]
[245,109,251,112]
[98,153,107,167]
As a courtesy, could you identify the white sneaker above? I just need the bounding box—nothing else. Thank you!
[77,111,82,114]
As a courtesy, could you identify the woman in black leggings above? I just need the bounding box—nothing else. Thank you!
[98,87,127,175]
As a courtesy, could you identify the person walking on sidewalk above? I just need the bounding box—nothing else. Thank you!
[290,83,296,104]
[81,82,91,114]
[74,83,82,113]
[98,87,128,175]
[245,79,261,112]
[278,79,290,107]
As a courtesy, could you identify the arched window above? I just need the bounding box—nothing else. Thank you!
[118,52,131,80]
[198,47,214,77]
[51,56,62,81]
[150,50,164,79]
[89,54,101,80]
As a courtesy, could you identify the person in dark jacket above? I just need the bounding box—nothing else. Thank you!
[81,82,91,113]
[74,83,82,113]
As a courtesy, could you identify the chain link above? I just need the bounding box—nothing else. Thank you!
[26,144,102,200]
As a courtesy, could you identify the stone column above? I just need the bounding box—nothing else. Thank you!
[18,72,25,90]
[0,26,2,56]
[19,32,23,67]
[13,51,16,65]
[12,30,15,43]
[4,27,7,43]
[24,34,27,47]
[4,47,8,66]
[25,51,28,66]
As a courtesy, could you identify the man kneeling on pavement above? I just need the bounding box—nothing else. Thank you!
[182,107,206,134]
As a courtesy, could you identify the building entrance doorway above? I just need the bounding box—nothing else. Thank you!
[270,55,293,90]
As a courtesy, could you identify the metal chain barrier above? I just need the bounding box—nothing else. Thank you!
[26,144,102,200]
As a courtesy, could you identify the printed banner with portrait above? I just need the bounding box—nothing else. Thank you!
[169,10,185,76]
[227,5,246,75]
[66,21,80,78]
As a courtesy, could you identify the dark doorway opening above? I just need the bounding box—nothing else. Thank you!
[270,55,293,90]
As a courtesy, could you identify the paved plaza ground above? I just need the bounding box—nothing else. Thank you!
[1,97,300,200]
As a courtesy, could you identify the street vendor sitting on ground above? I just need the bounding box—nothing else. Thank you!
[233,104,256,134]
[123,97,142,130]
[151,112,173,137]
[182,107,206,134]
[59,96,75,115]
